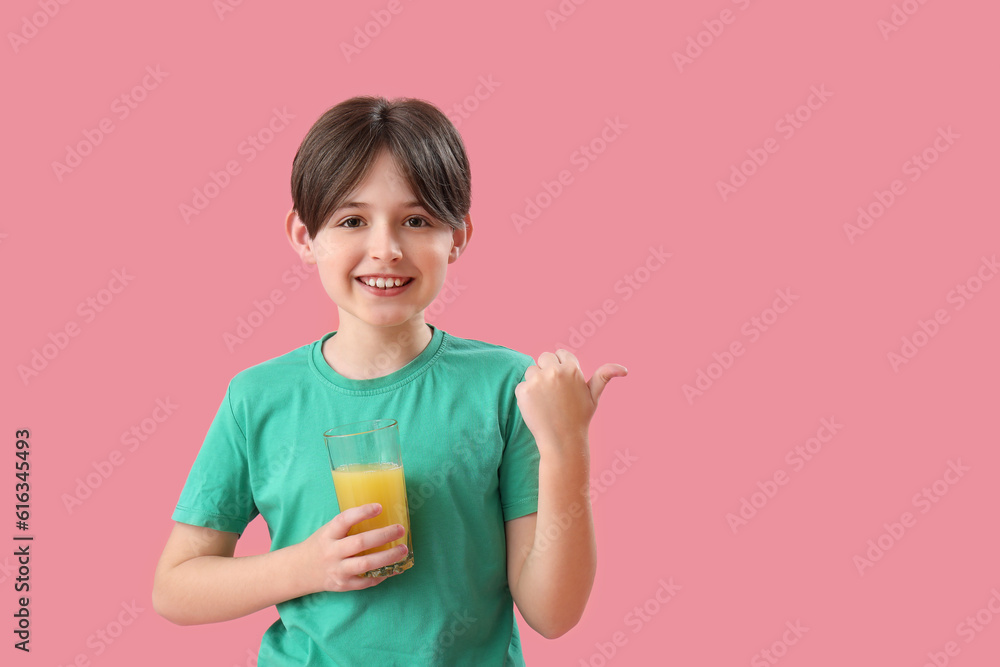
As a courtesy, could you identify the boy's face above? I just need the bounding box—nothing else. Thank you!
[288,149,471,331]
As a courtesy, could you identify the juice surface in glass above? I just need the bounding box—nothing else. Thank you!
[332,462,412,562]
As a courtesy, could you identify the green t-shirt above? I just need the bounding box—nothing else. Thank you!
[172,324,540,665]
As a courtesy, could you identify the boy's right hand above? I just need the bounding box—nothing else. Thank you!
[297,503,408,592]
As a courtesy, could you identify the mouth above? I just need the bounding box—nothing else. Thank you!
[356,275,414,290]
[355,275,415,297]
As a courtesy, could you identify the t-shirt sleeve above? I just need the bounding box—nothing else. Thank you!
[498,365,540,521]
[171,382,259,536]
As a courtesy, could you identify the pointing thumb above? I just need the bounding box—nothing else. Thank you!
[589,363,628,404]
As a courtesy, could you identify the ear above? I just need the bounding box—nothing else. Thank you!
[285,209,317,264]
[449,213,473,263]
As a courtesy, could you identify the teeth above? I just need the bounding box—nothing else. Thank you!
[363,277,406,289]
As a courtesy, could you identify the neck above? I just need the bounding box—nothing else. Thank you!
[323,314,432,380]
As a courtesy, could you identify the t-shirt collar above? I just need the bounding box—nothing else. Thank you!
[309,323,445,394]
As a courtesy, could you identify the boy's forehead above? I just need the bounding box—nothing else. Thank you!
[338,153,421,207]
[336,199,424,211]
[375,151,411,185]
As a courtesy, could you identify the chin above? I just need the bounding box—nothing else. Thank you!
[361,312,419,328]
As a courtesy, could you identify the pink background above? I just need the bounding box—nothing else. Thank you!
[4,0,999,665]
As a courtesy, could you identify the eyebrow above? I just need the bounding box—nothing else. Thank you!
[337,201,424,211]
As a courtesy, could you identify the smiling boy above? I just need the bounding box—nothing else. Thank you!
[153,96,625,665]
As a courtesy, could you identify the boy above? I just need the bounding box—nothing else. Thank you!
[153,96,626,665]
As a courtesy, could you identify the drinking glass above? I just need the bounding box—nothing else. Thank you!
[324,419,414,577]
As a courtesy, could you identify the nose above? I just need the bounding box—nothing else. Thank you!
[368,220,402,262]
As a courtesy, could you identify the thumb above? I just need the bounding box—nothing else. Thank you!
[588,363,628,404]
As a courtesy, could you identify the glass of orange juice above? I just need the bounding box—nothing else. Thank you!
[324,419,414,577]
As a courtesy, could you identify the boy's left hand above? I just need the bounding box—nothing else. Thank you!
[515,349,627,453]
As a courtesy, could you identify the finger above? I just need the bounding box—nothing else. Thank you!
[347,541,410,579]
[515,381,527,402]
[523,364,539,382]
[355,575,389,589]
[588,363,628,404]
[536,351,560,368]
[343,572,390,590]
[340,523,406,559]
[554,348,581,370]
[329,503,383,539]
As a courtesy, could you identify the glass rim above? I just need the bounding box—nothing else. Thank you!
[323,419,398,439]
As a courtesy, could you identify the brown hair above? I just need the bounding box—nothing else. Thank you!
[290,96,471,239]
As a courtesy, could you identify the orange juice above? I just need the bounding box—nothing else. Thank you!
[332,462,413,569]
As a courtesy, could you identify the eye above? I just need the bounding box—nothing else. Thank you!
[404,216,430,228]
[338,216,364,228]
